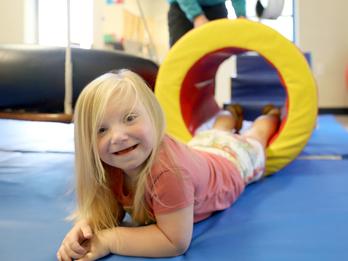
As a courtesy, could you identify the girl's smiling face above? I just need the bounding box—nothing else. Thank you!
[97,95,155,179]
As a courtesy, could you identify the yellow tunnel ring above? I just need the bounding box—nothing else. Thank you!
[155,19,317,175]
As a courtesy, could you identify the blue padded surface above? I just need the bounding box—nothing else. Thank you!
[0,152,74,261]
[0,116,347,260]
[301,115,348,156]
[1,153,347,261]
[0,119,74,153]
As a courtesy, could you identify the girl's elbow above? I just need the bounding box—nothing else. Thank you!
[175,246,189,256]
[173,240,191,256]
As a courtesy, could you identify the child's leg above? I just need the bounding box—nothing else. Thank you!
[212,104,243,132]
[242,107,280,148]
[212,114,238,132]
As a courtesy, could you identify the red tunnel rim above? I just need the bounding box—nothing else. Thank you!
[180,47,288,145]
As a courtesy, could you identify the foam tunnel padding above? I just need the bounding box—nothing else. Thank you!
[155,19,318,174]
[0,45,158,113]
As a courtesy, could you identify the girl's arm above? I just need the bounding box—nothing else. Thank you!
[112,204,194,256]
[77,205,194,260]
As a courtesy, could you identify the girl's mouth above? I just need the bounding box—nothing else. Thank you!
[113,144,138,155]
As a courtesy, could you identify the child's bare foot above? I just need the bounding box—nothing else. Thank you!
[225,104,244,133]
[242,104,281,148]
[262,104,281,130]
[262,104,281,117]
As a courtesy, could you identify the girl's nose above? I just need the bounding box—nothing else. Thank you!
[110,128,128,144]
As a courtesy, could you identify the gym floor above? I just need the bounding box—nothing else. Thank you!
[335,115,348,130]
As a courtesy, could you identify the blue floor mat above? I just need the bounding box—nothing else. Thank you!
[0,119,74,153]
[301,115,348,156]
[0,115,347,260]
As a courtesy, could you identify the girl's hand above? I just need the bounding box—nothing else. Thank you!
[57,219,93,261]
[193,14,209,28]
[76,230,112,261]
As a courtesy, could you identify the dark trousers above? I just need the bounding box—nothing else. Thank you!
[168,2,228,47]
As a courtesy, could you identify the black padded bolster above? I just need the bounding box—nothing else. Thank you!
[0,45,158,113]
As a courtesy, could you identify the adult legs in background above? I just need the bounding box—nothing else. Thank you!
[203,3,228,20]
[167,3,228,47]
[168,3,193,47]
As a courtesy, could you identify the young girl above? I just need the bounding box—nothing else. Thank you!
[57,69,280,261]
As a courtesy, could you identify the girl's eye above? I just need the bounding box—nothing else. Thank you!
[98,127,107,134]
[125,113,137,123]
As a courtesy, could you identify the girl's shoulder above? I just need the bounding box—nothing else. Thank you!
[161,134,188,151]
[151,134,198,177]
[147,136,195,200]
[159,134,190,161]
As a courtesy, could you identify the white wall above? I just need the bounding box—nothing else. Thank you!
[1,0,347,108]
[93,0,123,50]
[0,0,25,44]
[93,0,169,62]
[296,0,348,108]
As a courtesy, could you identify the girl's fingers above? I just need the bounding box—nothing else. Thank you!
[81,225,93,239]
[76,252,94,261]
[71,240,89,255]
[57,247,72,261]
[63,241,84,260]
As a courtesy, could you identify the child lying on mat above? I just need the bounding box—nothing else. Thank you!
[57,70,280,261]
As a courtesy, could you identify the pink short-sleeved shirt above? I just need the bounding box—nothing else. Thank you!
[111,135,245,223]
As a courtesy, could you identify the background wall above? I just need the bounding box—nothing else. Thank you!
[0,0,25,43]
[0,0,347,109]
[296,0,348,108]
[93,0,169,63]
[93,0,123,50]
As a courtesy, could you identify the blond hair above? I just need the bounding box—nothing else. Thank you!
[73,69,166,230]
